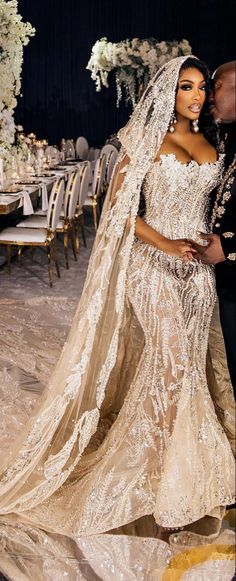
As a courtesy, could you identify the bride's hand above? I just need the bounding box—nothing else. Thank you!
[158,237,197,261]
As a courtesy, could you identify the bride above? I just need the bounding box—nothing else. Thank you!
[0,55,234,538]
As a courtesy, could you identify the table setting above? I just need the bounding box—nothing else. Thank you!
[0,132,91,216]
[0,138,63,215]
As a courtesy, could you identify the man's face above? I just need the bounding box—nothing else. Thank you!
[211,70,236,123]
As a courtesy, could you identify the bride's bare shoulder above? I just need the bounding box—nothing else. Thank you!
[195,135,218,163]
[155,133,218,164]
[155,134,189,163]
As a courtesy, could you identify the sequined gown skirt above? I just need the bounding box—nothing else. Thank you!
[125,241,229,525]
[19,155,235,535]
[23,240,235,535]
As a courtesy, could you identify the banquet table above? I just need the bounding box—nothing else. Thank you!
[0,185,40,216]
[0,162,84,218]
[0,177,55,216]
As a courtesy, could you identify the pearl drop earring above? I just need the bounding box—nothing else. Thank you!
[168,113,177,133]
[191,119,199,133]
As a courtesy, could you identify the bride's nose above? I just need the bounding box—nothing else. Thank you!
[192,92,201,101]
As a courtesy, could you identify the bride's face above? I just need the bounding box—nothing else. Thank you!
[175,67,206,122]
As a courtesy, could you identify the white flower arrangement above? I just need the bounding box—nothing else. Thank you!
[87,37,192,107]
[0,0,35,172]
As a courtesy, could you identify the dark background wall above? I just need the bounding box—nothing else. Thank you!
[16,0,235,146]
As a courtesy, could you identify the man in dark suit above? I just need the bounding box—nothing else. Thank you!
[198,61,236,397]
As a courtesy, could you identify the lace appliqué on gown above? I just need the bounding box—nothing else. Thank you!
[15,154,235,535]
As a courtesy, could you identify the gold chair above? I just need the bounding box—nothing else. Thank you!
[74,162,91,251]
[57,169,81,268]
[16,170,82,270]
[0,178,65,286]
[84,154,106,230]
[100,149,119,212]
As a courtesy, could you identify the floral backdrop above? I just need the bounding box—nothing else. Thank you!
[87,37,192,107]
[0,0,35,172]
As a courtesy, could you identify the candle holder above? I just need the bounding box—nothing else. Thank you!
[25,151,35,175]
[10,157,20,182]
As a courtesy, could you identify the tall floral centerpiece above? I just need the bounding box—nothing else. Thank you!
[0,0,35,178]
[87,37,192,107]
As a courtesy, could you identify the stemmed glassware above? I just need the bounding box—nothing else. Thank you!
[10,157,20,182]
[25,151,35,175]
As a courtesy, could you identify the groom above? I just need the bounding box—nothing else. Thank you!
[197,61,236,397]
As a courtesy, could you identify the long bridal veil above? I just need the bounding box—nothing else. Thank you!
[0,56,234,537]
[0,56,191,515]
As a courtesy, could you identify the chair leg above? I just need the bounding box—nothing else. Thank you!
[17,247,22,266]
[64,230,69,269]
[98,196,103,216]
[6,245,11,274]
[30,246,36,260]
[52,239,60,278]
[92,201,98,231]
[71,225,77,262]
[79,214,87,247]
[47,246,53,287]
[75,221,80,253]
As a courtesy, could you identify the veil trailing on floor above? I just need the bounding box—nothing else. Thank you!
[0,56,233,532]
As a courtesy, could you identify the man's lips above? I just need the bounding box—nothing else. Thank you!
[210,104,221,122]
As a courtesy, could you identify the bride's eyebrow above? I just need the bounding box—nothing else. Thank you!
[179,79,205,84]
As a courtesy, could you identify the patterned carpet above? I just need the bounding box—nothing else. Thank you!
[0,212,95,454]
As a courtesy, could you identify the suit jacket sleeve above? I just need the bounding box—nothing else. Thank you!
[220,175,236,261]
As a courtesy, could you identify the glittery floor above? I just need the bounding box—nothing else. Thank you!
[0,212,235,580]
[0,522,235,580]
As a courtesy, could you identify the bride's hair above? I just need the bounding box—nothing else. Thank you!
[179,57,217,146]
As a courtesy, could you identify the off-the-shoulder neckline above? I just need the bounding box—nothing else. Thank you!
[155,153,224,168]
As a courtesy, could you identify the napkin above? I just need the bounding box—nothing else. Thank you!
[41,183,49,211]
[22,190,34,215]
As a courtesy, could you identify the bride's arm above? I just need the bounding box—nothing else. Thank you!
[111,153,195,260]
[135,216,196,260]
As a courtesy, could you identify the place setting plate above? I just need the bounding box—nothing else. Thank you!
[35,172,56,177]
[0,187,23,195]
[17,180,40,185]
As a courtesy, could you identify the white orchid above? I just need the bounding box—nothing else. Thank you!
[158,41,168,54]
[171,46,180,57]
[87,37,192,107]
[0,0,35,171]
[179,39,192,55]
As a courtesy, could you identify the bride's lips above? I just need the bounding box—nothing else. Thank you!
[188,104,202,113]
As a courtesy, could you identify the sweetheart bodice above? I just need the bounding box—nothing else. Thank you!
[142,153,224,241]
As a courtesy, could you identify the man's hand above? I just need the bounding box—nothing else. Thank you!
[195,233,226,265]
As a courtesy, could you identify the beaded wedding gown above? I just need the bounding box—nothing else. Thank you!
[0,57,234,538]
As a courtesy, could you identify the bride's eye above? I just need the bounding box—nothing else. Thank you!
[179,84,206,91]
[180,84,192,90]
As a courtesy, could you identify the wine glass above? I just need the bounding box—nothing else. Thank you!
[25,151,35,175]
[11,157,20,183]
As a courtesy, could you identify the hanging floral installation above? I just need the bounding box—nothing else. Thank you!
[87,37,192,108]
[0,0,35,171]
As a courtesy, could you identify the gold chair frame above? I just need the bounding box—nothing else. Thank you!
[88,154,106,231]
[74,163,90,252]
[0,179,63,287]
[56,170,79,269]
